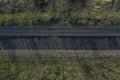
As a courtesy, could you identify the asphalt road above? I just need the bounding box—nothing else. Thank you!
[0,26,120,57]
[0,29,120,36]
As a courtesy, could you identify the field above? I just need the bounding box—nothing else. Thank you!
[0,56,119,80]
[0,0,120,26]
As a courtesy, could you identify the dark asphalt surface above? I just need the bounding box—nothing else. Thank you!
[0,29,120,36]
[0,26,120,36]
[0,26,120,57]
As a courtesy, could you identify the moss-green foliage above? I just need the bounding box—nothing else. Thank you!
[0,0,35,13]
[0,0,88,13]
[0,0,120,26]
[0,0,119,13]
[0,11,120,26]
[0,11,60,26]
[0,56,120,80]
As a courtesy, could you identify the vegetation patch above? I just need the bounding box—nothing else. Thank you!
[0,11,120,26]
[0,56,120,80]
[0,0,120,26]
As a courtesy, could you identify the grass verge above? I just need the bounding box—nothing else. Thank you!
[0,56,119,80]
[0,11,120,27]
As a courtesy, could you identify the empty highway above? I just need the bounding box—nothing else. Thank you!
[0,26,120,36]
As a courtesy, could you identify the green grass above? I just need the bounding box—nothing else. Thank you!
[0,56,119,80]
[0,11,120,27]
[0,0,120,26]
